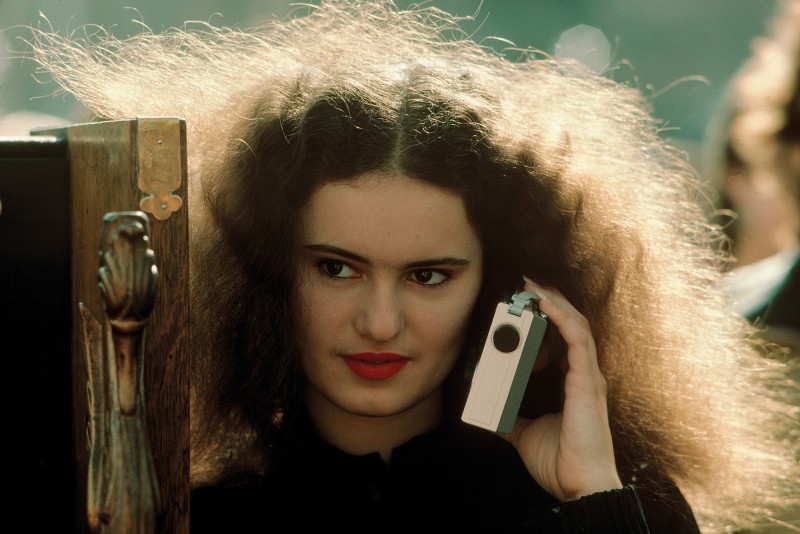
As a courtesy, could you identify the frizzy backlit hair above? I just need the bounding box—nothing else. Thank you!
[27,1,799,531]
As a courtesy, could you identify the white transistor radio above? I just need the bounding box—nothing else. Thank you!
[462,290,547,433]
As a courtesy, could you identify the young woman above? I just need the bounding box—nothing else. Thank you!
[31,2,799,532]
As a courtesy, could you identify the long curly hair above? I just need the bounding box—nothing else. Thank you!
[28,2,799,531]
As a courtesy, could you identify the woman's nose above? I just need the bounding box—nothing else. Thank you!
[354,282,405,343]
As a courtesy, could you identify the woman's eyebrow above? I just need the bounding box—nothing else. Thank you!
[304,244,470,269]
[305,244,370,265]
[405,257,470,269]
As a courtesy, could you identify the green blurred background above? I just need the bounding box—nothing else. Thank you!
[0,0,782,167]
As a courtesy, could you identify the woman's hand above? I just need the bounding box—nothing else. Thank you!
[497,279,622,501]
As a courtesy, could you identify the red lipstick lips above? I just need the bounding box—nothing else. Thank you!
[344,352,409,380]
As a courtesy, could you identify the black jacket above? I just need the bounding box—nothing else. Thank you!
[191,412,700,533]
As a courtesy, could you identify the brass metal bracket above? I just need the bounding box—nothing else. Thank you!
[137,118,183,221]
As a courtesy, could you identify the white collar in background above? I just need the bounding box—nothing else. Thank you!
[721,245,800,317]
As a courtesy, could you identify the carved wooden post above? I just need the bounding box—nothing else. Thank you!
[80,211,161,534]
[33,118,190,534]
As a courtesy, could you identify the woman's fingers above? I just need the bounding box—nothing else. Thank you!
[523,280,598,377]
[510,278,621,499]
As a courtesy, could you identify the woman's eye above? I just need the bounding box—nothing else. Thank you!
[319,259,358,279]
[411,269,448,286]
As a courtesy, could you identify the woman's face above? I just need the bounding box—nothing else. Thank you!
[297,171,483,421]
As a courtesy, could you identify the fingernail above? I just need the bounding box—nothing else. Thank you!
[522,276,546,300]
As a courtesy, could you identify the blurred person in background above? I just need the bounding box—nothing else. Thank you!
[704,4,800,531]
[705,0,800,354]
